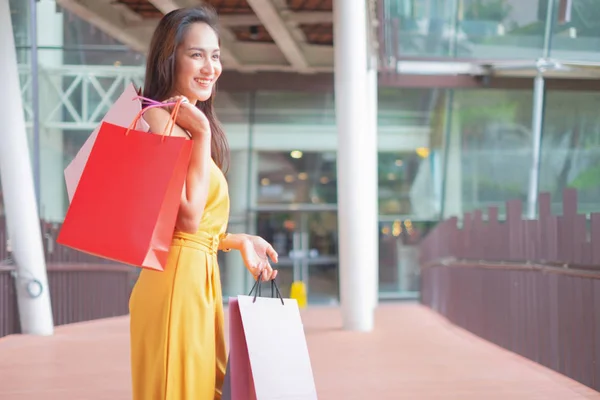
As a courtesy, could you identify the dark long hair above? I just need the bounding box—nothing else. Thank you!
[143,6,229,171]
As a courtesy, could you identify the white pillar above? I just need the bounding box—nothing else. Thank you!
[224,150,257,296]
[334,0,377,331]
[367,55,379,310]
[0,0,54,335]
[37,0,65,222]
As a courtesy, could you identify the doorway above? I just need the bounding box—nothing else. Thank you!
[255,205,339,305]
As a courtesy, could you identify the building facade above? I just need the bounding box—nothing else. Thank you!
[5,0,600,305]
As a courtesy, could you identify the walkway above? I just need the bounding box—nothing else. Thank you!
[1,303,598,399]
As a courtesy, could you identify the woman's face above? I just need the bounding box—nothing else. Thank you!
[173,22,222,104]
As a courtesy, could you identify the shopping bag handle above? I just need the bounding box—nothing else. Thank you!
[130,96,183,141]
[124,96,184,141]
[136,96,170,107]
[248,273,285,305]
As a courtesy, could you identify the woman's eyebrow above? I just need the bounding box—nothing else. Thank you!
[187,46,220,52]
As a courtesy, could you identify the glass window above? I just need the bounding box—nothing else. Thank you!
[256,151,337,205]
[378,88,447,219]
[10,0,31,62]
[379,219,437,296]
[457,0,548,59]
[449,88,534,216]
[251,91,338,207]
[253,91,335,125]
[541,89,600,213]
[61,9,146,66]
[377,87,449,298]
[384,0,457,58]
[382,0,549,59]
[551,0,600,61]
[379,151,434,216]
[214,92,252,125]
[378,87,438,127]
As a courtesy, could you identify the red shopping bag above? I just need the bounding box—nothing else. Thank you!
[57,100,192,271]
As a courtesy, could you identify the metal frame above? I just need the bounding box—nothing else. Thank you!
[18,64,145,130]
[14,64,423,136]
[527,74,547,219]
[438,89,454,221]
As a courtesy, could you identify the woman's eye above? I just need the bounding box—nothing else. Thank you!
[192,53,202,58]
[212,54,220,60]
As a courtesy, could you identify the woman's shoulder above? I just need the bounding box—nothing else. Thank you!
[142,107,189,139]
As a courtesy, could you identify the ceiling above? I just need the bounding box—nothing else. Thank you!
[56,0,371,73]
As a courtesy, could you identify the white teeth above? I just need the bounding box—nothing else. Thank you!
[195,79,211,85]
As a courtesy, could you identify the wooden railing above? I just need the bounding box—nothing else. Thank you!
[420,189,600,267]
[0,217,135,338]
[0,264,135,338]
[420,188,600,391]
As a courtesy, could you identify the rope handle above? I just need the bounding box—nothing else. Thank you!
[248,272,285,305]
[135,96,171,106]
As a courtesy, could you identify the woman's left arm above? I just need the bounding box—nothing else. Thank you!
[219,233,249,252]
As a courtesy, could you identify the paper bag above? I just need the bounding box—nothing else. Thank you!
[64,83,149,202]
[224,280,318,399]
[57,101,192,270]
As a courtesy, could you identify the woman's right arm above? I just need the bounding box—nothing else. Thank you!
[143,103,212,233]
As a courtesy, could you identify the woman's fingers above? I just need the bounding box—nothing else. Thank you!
[262,262,278,281]
[266,245,279,264]
[163,95,188,103]
[162,95,188,111]
[248,258,278,282]
[259,261,270,281]
[250,260,266,280]
[252,264,263,280]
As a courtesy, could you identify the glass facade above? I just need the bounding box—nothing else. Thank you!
[5,0,600,304]
[382,0,600,61]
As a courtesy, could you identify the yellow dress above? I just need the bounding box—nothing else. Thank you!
[129,159,229,400]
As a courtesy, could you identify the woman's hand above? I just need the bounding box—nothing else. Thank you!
[162,95,210,139]
[239,235,279,281]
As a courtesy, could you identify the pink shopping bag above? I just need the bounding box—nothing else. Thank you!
[223,279,318,400]
[64,83,149,202]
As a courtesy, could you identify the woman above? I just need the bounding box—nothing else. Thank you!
[128,6,278,400]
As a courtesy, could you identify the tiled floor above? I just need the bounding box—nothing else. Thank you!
[1,303,598,399]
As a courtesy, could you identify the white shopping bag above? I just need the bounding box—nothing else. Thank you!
[223,279,318,400]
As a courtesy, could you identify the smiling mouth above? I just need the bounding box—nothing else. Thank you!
[194,78,212,86]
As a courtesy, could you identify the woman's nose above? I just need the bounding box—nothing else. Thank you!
[201,60,214,74]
